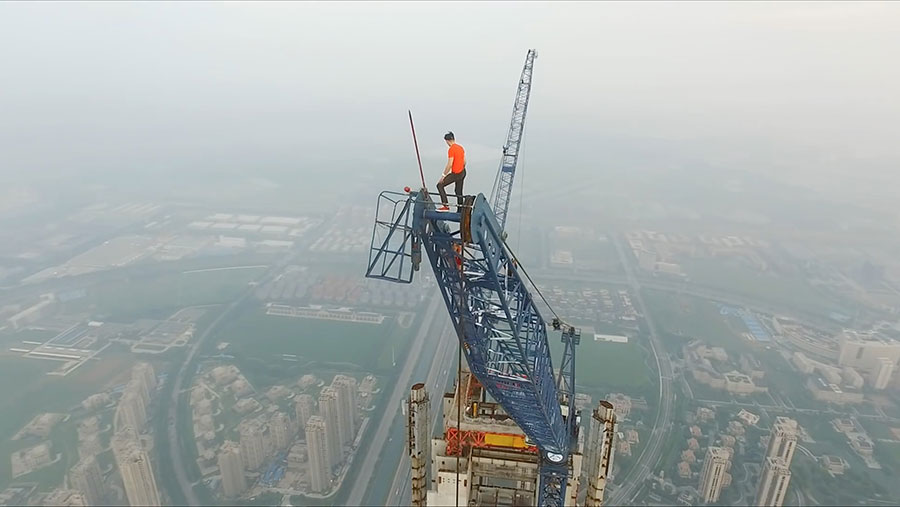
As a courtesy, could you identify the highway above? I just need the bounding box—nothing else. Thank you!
[384,318,458,506]
[606,232,676,505]
[345,293,444,505]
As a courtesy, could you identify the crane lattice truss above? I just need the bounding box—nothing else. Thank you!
[490,49,537,232]
[366,190,577,506]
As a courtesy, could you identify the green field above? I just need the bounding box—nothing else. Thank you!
[792,414,853,457]
[860,419,900,441]
[678,258,842,318]
[855,403,880,416]
[876,442,900,472]
[0,359,57,436]
[568,238,621,273]
[881,404,900,420]
[642,288,751,352]
[685,377,735,402]
[60,266,267,320]
[753,348,817,408]
[216,307,415,373]
[550,338,652,392]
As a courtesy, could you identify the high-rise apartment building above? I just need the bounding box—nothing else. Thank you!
[753,417,800,507]
[699,446,731,504]
[318,387,342,463]
[874,357,895,390]
[116,390,147,434]
[305,416,332,494]
[765,417,798,466]
[839,331,900,368]
[838,331,900,388]
[217,441,247,498]
[68,455,104,506]
[585,401,617,507]
[239,419,267,471]
[295,394,315,432]
[112,428,161,507]
[270,412,292,451]
[132,362,157,405]
[332,375,358,444]
[755,457,791,507]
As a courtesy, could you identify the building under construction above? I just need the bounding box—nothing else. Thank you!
[407,370,618,506]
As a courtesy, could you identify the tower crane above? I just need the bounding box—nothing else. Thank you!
[490,49,537,234]
[365,50,613,506]
[367,190,579,506]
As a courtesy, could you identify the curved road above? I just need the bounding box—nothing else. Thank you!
[166,255,293,505]
[606,233,676,505]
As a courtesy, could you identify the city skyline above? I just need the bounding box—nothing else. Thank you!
[1,2,899,506]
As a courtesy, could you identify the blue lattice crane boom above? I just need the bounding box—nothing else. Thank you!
[366,189,579,506]
[490,49,537,233]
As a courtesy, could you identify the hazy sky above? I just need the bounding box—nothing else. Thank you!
[2,1,899,199]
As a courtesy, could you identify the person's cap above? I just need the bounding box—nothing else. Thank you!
[444,132,455,141]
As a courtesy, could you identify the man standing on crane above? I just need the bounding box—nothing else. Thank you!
[436,131,466,211]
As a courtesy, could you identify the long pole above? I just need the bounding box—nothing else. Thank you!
[408,110,428,194]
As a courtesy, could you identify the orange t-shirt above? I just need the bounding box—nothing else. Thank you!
[448,143,465,173]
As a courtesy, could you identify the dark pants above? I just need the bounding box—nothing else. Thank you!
[437,169,466,207]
